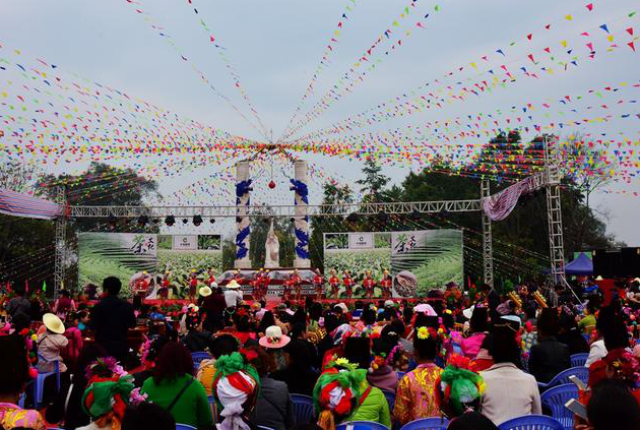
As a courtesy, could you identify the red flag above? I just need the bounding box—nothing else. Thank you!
[629,41,636,52]
[586,3,593,11]
[627,27,634,36]
[527,34,532,40]
[527,54,535,63]
[545,24,551,30]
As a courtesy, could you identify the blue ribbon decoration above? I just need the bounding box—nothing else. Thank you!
[289,179,309,204]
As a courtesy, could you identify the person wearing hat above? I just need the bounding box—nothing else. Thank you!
[259,326,291,373]
[38,313,69,374]
[224,280,244,309]
[199,285,212,299]
[188,270,199,303]
[212,352,260,430]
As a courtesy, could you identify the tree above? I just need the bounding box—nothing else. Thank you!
[356,158,390,203]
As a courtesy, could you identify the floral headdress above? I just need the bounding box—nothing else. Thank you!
[313,359,367,430]
[435,354,486,417]
[82,358,134,430]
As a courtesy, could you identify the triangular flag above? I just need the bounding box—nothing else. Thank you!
[545,24,551,30]
[42,280,47,292]
[527,34,533,40]
[600,24,609,33]
[586,3,594,11]
[629,41,636,52]
[627,27,634,36]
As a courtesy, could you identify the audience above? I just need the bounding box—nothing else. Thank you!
[121,402,176,430]
[90,277,136,364]
[142,341,213,428]
[527,308,571,383]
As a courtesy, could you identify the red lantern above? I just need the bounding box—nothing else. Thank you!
[268,180,276,189]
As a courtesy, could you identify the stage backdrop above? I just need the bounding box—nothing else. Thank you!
[391,230,464,297]
[78,233,158,290]
[79,233,222,292]
[323,230,462,297]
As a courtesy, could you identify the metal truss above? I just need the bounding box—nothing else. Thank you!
[54,187,67,299]
[480,180,494,288]
[69,199,483,219]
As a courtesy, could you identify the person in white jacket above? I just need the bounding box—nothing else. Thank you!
[481,324,541,425]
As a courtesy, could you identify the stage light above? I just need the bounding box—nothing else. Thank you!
[193,215,203,226]
[209,218,216,224]
[411,209,421,221]
[182,218,188,225]
[377,210,389,223]
[165,215,175,226]
[152,218,160,224]
[138,215,149,226]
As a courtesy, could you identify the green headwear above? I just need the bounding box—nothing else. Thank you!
[81,376,135,420]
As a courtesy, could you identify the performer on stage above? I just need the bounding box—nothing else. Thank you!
[262,269,271,301]
[188,270,199,302]
[291,269,302,302]
[328,269,341,298]
[380,269,392,300]
[343,270,354,299]
[251,271,261,301]
[362,270,376,299]
[207,269,216,287]
[283,272,294,302]
[313,269,324,300]
[159,271,171,300]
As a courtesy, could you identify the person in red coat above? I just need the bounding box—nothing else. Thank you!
[380,270,392,300]
[362,270,376,299]
[291,270,302,302]
[343,270,354,298]
[313,269,325,300]
[328,269,341,299]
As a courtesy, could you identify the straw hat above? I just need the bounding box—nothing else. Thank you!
[259,325,291,349]
[226,280,241,289]
[43,313,65,334]
[199,286,212,297]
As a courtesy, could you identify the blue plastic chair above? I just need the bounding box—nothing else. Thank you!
[176,425,197,430]
[291,394,315,424]
[191,351,211,373]
[381,390,395,413]
[258,427,276,430]
[537,366,589,391]
[498,415,564,430]
[337,421,391,430]
[570,353,588,368]
[540,383,579,430]
[399,417,450,430]
[35,353,61,408]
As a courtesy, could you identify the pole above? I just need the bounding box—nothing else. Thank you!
[481,180,494,287]
[235,160,252,269]
[53,186,67,298]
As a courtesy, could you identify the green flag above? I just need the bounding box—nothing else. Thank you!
[42,280,47,292]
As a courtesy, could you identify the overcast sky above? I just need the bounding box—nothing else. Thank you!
[1,0,639,245]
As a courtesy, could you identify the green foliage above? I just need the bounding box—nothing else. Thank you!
[157,250,222,288]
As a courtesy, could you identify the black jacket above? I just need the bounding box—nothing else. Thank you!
[528,336,571,383]
[90,295,136,362]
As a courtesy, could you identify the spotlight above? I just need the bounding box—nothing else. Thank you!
[152,218,160,224]
[411,209,421,221]
[262,218,271,224]
[209,218,216,224]
[193,215,203,226]
[182,218,188,225]
[165,215,175,226]
[138,215,149,226]
[346,213,359,224]
[377,210,389,223]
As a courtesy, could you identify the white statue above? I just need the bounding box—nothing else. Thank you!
[264,219,280,268]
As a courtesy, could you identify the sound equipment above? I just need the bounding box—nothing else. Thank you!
[593,247,640,277]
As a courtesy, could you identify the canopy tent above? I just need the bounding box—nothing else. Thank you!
[0,188,61,220]
[565,252,593,276]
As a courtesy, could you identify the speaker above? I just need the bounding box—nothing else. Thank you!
[593,247,640,277]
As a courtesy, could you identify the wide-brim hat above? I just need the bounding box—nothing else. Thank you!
[43,313,65,334]
[226,280,241,289]
[199,286,212,297]
[259,325,291,349]
[414,303,437,316]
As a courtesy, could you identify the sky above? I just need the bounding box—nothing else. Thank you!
[0,0,639,244]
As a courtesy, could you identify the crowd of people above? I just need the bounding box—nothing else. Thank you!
[1,275,640,430]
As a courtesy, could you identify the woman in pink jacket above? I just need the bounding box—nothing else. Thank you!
[461,307,489,359]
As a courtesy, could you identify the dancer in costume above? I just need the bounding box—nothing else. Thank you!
[313,269,325,300]
[261,270,271,301]
[282,273,293,302]
[380,270,392,300]
[362,270,376,300]
[342,270,354,299]
[159,271,171,300]
[188,270,199,302]
[291,269,302,302]
[328,269,341,299]
[207,269,216,287]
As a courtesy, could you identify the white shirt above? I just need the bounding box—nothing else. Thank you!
[585,339,607,368]
[224,289,243,308]
[480,363,542,425]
